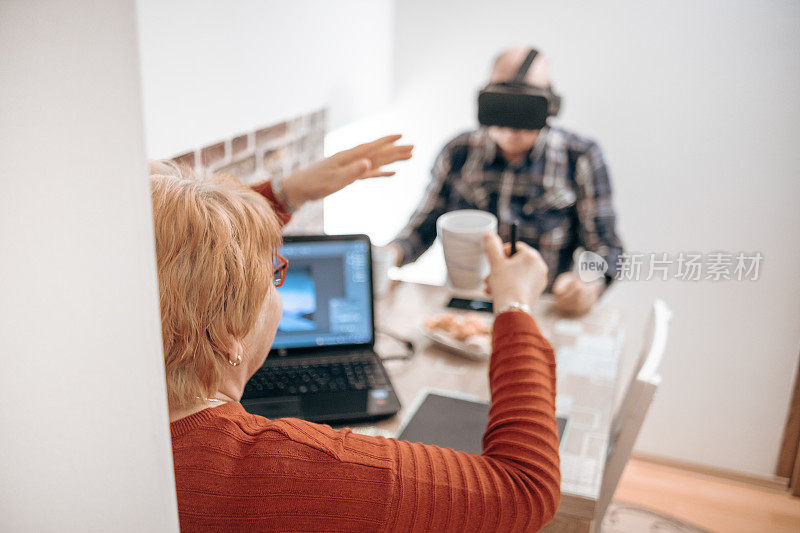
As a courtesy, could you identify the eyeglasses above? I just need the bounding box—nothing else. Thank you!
[272,254,289,288]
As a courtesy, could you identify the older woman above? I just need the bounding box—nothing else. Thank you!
[152,135,561,532]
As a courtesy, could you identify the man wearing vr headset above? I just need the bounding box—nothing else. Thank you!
[388,46,624,314]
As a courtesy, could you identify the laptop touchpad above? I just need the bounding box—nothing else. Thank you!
[302,391,367,417]
[244,397,303,419]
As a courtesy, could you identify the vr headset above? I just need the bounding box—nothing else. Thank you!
[478,48,562,130]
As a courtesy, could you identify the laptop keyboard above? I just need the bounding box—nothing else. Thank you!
[243,355,390,399]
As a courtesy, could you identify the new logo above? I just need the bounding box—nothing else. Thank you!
[577,250,608,282]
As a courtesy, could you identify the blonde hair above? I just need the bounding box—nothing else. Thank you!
[150,164,282,408]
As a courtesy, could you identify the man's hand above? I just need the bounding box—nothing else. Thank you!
[484,234,548,313]
[281,134,413,208]
[552,272,602,315]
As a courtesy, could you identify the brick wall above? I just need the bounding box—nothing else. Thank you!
[170,108,326,235]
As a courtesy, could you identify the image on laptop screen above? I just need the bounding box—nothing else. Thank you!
[272,237,373,350]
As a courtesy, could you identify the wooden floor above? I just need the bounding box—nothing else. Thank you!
[613,458,800,533]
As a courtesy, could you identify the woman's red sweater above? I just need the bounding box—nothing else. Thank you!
[169,181,561,531]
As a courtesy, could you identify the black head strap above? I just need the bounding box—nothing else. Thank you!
[512,48,539,84]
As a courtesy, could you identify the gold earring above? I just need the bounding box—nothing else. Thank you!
[228,354,242,367]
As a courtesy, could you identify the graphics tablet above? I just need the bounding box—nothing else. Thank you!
[398,390,567,454]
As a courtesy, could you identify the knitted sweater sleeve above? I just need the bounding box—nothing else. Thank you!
[250,180,292,226]
[383,310,561,531]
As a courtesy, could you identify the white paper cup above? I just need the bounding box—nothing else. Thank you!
[371,246,392,297]
[436,210,498,290]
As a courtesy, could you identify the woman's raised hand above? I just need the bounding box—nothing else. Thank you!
[281,134,413,207]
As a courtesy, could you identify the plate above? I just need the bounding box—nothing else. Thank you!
[422,327,491,361]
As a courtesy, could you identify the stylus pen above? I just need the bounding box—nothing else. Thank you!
[510,222,518,256]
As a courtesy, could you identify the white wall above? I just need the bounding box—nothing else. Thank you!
[0,1,178,530]
[137,0,394,158]
[326,0,800,477]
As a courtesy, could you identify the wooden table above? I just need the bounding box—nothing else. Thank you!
[353,282,624,532]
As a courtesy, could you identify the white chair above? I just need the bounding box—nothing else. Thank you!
[594,299,672,530]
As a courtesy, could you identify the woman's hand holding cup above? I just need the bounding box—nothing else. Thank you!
[483,233,548,313]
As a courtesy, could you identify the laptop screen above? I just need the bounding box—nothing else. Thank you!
[271,236,373,350]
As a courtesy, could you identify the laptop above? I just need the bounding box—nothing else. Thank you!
[241,234,402,424]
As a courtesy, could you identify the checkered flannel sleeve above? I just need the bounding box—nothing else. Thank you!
[573,142,624,285]
[389,146,454,266]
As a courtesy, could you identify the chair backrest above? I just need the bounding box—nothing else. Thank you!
[595,300,672,526]
[610,299,672,439]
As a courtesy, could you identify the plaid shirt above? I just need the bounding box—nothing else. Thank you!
[391,127,624,288]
